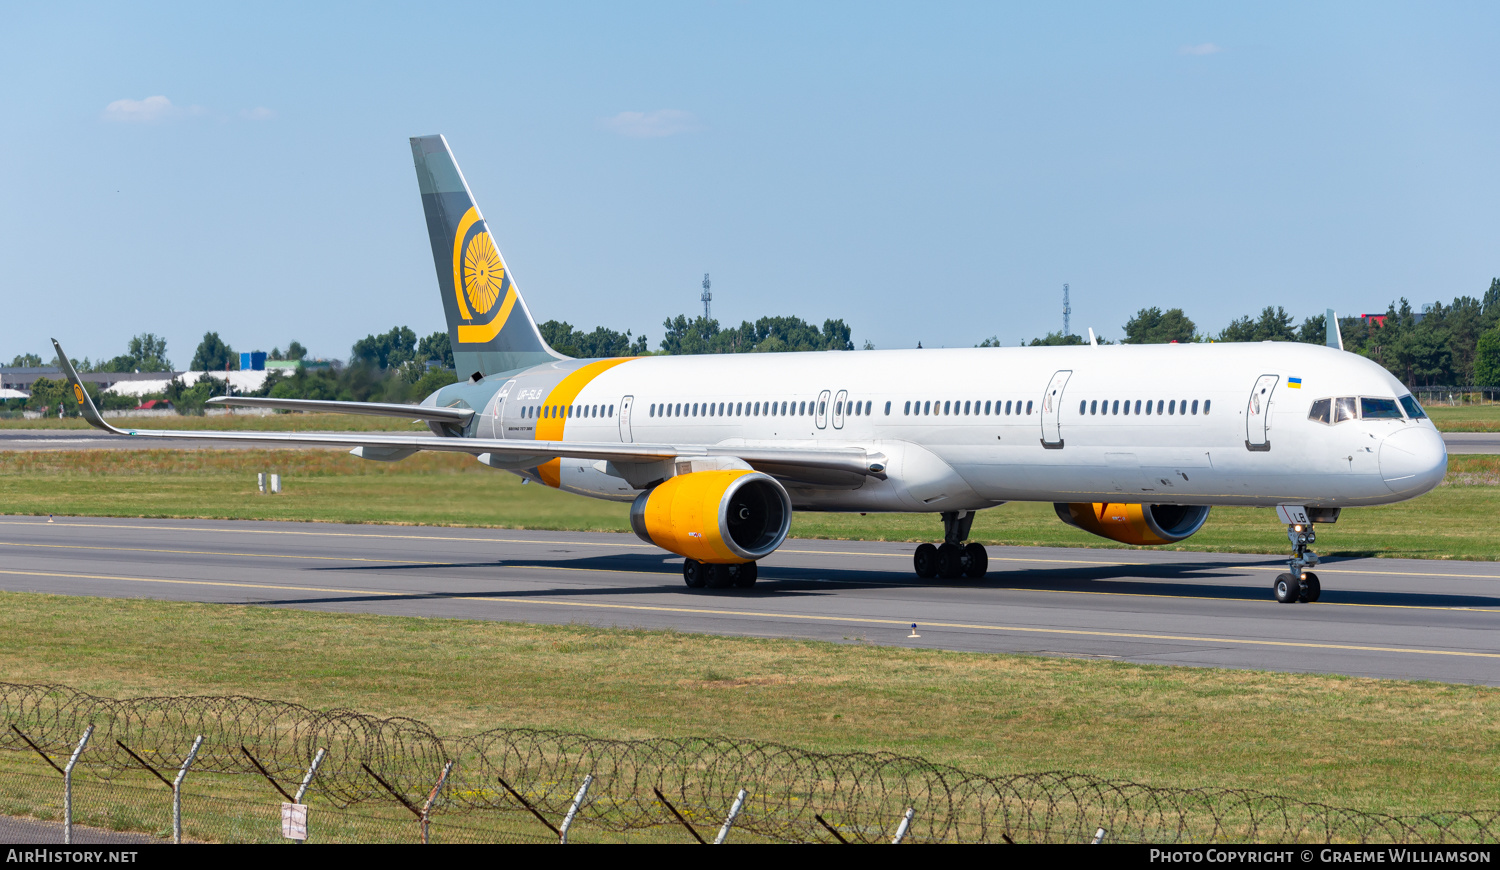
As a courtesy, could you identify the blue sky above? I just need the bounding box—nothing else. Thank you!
[3,2,1497,364]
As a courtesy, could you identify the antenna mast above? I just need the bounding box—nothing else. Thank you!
[701,273,712,320]
[1062,283,1071,336]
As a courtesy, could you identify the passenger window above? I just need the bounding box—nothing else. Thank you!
[1203,399,1211,415]
[1191,399,1198,415]
[1090,400,1097,415]
[924,401,930,415]
[1026,400,1033,414]
[819,400,827,415]
[1168,400,1175,415]
[1005,400,1012,415]
[885,400,891,415]
[1399,395,1427,419]
[610,405,615,417]
[942,401,950,415]
[1308,398,1331,424]
[1112,400,1119,415]
[1145,401,1153,416]
[1157,400,1164,415]
[1361,397,1403,419]
[904,401,911,415]
[1334,397,1357,423]
[1079,400,1086,415]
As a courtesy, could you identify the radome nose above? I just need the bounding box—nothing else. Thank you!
[1380,426,1447,495]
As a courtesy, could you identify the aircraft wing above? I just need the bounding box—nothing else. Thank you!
[205,396,474,424]
[52,340,886,482]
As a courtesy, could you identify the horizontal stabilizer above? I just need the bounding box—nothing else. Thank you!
[207,396,474,423]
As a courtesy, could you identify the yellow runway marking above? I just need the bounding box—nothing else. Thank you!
[0,540,448,567]
[1,566,1495,660]
[4,536,1500,613]
[15,519,1500,579]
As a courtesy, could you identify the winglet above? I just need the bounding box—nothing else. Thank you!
[49,339,127,435]
[1325,309,1344,351]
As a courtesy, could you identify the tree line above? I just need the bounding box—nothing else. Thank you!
[9,282,1500,417]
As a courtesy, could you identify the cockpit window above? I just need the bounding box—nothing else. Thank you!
[1308,398,1331,424]
[1334,397,1357,424]
[1361,397,1403,419]
[1399,394,1427,420]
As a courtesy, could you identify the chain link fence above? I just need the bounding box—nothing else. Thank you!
[1,682,1495,844]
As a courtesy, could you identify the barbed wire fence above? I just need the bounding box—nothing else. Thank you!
[0,682,1495,844]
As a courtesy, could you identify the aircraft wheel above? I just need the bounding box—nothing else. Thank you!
[729,561,758,589]
[705,563,734,589]
[963,543,988,579]
[937,543,964,580]
[913,544,939,579]
[1273,572,1302,604]
[683,559,708,589]
[1299,572,1321,603]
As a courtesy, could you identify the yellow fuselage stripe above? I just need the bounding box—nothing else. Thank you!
[533,358,637,486]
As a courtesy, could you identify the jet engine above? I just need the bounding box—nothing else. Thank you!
[1054,502,1211,546]
[631,470,792,563]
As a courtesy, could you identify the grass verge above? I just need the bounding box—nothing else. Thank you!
[0,591,1495,815]
[2,450,1498,559]
[0,413,419,431]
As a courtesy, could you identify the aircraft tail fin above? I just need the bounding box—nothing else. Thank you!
[1326,308,1344,351]
[410,135,565,378]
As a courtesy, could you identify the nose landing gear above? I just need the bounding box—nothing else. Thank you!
[913,511,988,581]
[1274,520,1322,603]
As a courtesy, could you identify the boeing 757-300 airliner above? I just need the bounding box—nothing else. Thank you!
[54,134,1448,603]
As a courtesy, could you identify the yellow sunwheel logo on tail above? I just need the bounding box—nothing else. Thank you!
[451,206,519,344]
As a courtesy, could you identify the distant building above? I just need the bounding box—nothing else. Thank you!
[1359,313,1387,328]
[0,366,184,393]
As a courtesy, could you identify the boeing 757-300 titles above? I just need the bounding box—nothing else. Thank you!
[53,135,1448,603]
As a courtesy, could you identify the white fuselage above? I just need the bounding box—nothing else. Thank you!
[472,342,1447,512]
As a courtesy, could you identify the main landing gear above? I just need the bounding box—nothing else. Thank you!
[913,511,988,581]
[682,559,758,590]
[1273,520,1322,604]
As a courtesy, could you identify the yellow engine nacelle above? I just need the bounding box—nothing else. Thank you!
[1054,502,1211,546]
[630,470,793,563]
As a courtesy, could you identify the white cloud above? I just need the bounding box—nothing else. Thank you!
[102,95,179,122]
[240,107,275,121]
[600,109,701,139]
[1179,43,1223,56]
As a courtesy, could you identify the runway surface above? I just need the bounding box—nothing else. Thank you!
[1,429,1496,452]
[1,516,1497,685]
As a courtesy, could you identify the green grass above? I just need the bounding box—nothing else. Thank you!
[0,592,1495,815]
[3,450,1498,560]
[1425,402,1500,432]
[0,413,420,431]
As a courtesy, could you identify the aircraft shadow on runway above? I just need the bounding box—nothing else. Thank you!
[302,553,1500,609]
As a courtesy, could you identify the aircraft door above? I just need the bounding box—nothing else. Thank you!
[1041,370,1072,449]
[832,390,848,429]
[1245,375,1278,451]
[618,395,634,443]
[815,390,831,429]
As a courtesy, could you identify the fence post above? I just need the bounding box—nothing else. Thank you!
[63,726,94,845]
[558,774,593,844]
[294,747,326,804]
[714,788,748,844]
[891,807,914,844]
[420,761,455,845]
[1092,826,1107,844]
[172,736,204,845]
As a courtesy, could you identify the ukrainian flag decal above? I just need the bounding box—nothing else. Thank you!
[1288,377,1303,389]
